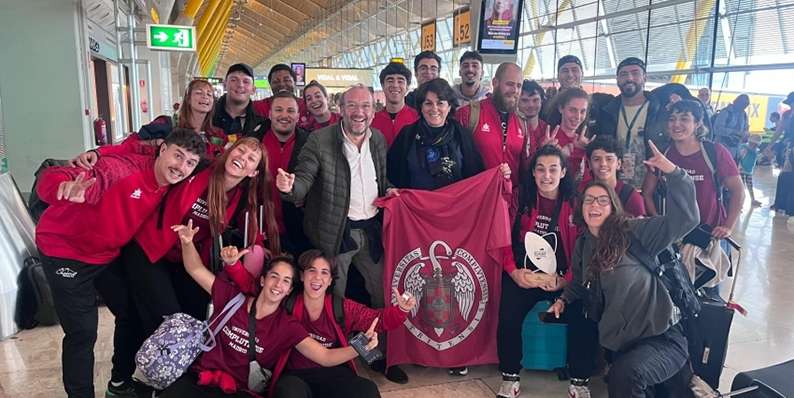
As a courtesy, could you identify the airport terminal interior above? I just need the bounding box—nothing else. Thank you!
[1,0,794,397]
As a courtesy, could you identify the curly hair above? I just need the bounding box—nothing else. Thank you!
[574,180,631,279]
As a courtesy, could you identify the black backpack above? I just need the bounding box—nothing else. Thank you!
[617,183,636,209]
[284,293,346,330]
[626,235,702,320]
[27,159,71,223]
[14,256,59,329]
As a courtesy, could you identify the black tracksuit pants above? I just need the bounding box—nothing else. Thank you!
[120,241,211,337]
[41,255,143,398]
[496,272,599,379]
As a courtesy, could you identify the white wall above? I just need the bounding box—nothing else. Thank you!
[0,0,90,192]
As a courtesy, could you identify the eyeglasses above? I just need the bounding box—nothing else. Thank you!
[583,195,611,206]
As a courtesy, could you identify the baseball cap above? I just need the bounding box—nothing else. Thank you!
[617,57,646,73]
[783,91,794,105]
[557,55,582,71]
[226,63,254,79]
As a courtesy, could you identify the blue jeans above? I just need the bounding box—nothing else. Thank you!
[607,324,691,398]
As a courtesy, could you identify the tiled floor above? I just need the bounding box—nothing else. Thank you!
[1,166,792,398]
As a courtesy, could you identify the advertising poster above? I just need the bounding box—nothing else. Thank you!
[476,0,524,54]
[291,63,306,86]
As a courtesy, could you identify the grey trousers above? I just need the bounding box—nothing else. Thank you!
[334,228,385,308]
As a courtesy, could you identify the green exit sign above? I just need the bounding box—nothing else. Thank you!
[146,24,196,52]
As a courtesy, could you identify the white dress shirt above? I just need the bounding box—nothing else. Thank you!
[341,125,379,221]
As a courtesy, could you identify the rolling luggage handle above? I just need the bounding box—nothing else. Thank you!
[723,237,747,316]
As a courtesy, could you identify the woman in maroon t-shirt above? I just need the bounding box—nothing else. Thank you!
[495,144,600,398]
[299,80,341,132]
[273,250,415,397]
[159,226,379,398]
[537,88,595,180]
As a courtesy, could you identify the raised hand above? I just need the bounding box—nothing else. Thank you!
[275,168,295,193]
[574,126,596,149]
[363,317,380,351]
[220,245,250,266]
[171,219,199,245]
[56,172,97,203]
[386,188,400,197]
[540,125,560,148]
[393,287,417,313]
[643,140,676,174]
[68,151,99,170]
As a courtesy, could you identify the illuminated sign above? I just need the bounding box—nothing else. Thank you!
[305,68,373,88]
[476,0,525,54]
[421,20,437,52]
[453,7,472,46]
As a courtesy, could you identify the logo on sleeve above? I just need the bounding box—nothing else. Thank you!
[481,123,491,133]
[130,189,142,199]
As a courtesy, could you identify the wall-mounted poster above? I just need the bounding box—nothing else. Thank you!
[476,0,524,55]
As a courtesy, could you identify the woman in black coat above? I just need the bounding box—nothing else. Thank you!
[387,78,487,190]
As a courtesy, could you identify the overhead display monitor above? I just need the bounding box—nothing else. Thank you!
[291,63,306,86]
[476,0,524,55]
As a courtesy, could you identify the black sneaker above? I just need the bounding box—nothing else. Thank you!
[448,366,469,376]
[385,365,409,384]
[105,380,137,398]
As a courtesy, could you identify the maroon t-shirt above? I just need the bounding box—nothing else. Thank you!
[615,180,646,217]
[285,309,340,370]
[665,143,738,226]
[194,275,308,386]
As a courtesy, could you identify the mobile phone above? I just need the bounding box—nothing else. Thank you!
[538,311,567,324]
[349,332,384,364]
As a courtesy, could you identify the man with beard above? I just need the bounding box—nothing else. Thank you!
[456,62,522,199]
[541,55,584,127]
[453,51,490,106]
[591,57,667,189]
[371,62,419,146]
[275,84,406,383]
[214,63,269,140]
[253,63,308,120]
[698,87,715,121]
[260,92,311,256]
[405,51,442,108]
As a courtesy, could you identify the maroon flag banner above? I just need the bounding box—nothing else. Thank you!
[377,168,511,367]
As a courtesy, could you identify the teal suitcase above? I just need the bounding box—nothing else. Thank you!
[521,300,567,374]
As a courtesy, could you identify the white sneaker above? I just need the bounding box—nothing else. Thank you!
[568,384,591,398]
[496,380,520,398]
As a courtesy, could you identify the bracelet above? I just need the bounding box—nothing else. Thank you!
[90,149,101,158]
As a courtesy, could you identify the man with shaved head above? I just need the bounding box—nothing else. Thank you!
[456,62,523,209]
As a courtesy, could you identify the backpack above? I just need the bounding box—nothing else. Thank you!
[14,256,59,329]
[617,183,636,208]
[27,159,71,223]
[135,293,246,390]
[626,235,702,320]
[284,293,346,329]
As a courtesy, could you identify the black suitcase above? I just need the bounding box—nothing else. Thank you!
[687,238,743,390]
[730,359,794,397]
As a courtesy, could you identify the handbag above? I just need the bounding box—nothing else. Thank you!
[135,293,246,390]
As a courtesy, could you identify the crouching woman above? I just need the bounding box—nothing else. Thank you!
[549,141,700,397]
[159,221,378,397]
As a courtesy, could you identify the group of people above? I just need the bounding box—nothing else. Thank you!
[35,47,778,398]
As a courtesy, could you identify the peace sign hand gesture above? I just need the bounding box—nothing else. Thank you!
[574,126,596,149]
[393,288,417,313]
[56,172,97,203]
[643,140,677,174]
[363,318,380,351]
[540,125,560,148]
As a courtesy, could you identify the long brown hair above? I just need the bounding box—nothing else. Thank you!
[575,180,630,278]
[207,137,280,255]
[178,79,216,133]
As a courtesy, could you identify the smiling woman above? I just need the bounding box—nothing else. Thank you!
[387,78,485,191]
